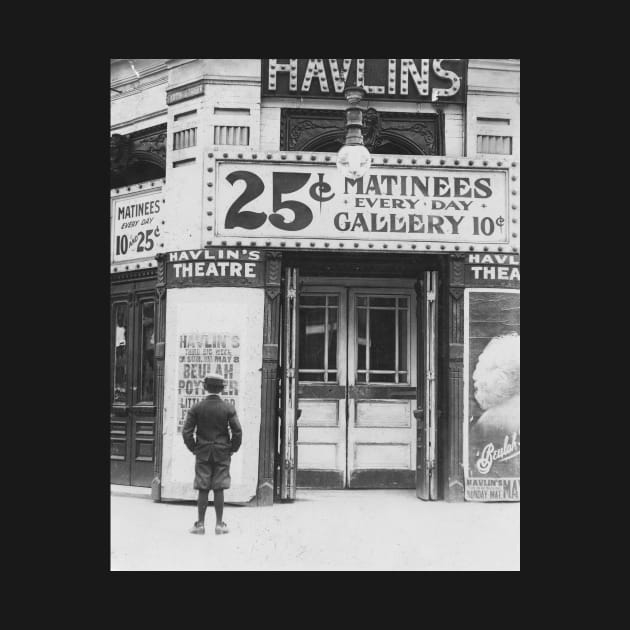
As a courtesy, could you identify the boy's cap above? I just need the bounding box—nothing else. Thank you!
[204,375,224,387]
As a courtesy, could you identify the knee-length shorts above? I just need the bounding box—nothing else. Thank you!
[194,446,232,491]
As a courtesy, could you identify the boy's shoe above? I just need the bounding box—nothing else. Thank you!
[215,522,229,535]
[189,521,205,535]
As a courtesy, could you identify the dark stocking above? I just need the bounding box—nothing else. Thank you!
[197,489,210,525]
[214,489,224,525]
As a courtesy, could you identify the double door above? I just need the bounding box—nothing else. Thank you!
[110,280,157,486]
[297,280,418,489]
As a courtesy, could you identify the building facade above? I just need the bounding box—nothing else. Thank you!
[110,59,520,505]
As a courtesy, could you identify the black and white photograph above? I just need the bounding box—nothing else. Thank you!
[110,58,520,571]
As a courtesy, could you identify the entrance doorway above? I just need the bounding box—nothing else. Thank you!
[110,279,157,486]
[279,263,439,500]
[297,278,418,489]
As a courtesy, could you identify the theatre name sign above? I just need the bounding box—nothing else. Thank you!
[205,152,519,254]
[262,59,467,102]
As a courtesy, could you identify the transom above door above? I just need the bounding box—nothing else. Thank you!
[297,279,418,489]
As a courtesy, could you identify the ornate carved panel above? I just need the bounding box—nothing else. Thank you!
[111,124,167,188]
[449,253,466,287]
[281,109,443,155]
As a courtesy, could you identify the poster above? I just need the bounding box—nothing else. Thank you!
[464,289,520,501]
[177,332,240,432]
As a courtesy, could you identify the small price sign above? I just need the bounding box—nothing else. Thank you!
[111,183,165,264]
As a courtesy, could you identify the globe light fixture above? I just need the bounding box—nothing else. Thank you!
[336,86,371,180]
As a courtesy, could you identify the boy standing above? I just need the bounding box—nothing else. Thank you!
[182,375,242,535]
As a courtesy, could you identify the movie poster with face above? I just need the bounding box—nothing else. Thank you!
[464,289,520,501]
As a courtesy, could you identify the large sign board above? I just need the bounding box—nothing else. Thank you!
[205,152,519,254]
[111,179,165,269]
[463,289,520,501]
[262,59,467,103]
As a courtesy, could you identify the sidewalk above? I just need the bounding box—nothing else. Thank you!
[110,489,520,571]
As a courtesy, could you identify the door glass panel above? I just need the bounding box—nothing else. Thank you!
[139,301,155,403]
[299,294,338,382]
[355,294,410,384]
[357,307,367,370]
[370,309,396,370]
[301,295,326,306]
[398,309,407,373]
[113,303,128,404]
[328,307,337,373]
[371,297,396,308]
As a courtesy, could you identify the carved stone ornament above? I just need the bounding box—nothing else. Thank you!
[110,124,166,187]
[450,255,466,286]
[110,134,132,177]
[281,109,442,155]
[265,253,282,286]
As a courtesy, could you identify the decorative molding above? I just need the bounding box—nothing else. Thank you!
[167,75,261,98]
[265,252,282,287]
[111,109,168,133]
[111,268,158,283]
[281,108,442,154]
[449,255,466,287]
[447,363,465,501]
[468,59,520,72]
[110,76,168,101]
[156,255,167,286]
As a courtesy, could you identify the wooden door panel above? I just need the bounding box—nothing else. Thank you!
[355,399,412,428]
[347,288,417,488]
[353,442,411,469]
[298,441,339,469]
[298,399,340,427]
[295,287,346,489]
[130,406,156,487]
[296,398,346,486]
[110,410,131,485]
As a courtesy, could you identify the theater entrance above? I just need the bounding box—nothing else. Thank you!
[279,265,439,496]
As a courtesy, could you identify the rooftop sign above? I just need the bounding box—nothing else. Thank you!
[204,152,519,254]
[262,59,467,103]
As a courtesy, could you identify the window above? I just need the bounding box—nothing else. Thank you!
[356,295,409,384]
[299,294,339,382]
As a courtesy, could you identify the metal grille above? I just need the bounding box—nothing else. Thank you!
[173,128,197,150]
[213,126,250,146]
[476,134,512,155]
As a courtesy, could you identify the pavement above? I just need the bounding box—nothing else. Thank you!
[110,488,520,571]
